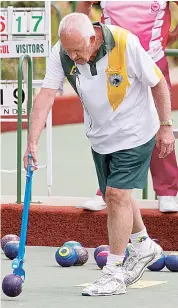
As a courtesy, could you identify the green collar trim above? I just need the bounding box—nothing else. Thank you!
[89,22,115,64]
[93,22,115,51]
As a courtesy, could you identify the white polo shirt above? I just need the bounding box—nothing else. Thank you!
[42,28,161,154]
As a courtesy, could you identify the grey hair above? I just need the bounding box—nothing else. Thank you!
[58,13,95,45]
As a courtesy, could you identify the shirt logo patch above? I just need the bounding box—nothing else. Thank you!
[70,65,81,76]
[109,74,123,87]
[149,1,160,14]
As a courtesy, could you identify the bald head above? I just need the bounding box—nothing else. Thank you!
[58,13,95,45]
[58,13,96,65]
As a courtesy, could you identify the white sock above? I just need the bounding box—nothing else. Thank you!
[106,253,125,273]
[130,228,152,253]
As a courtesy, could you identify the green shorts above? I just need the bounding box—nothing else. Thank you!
[92,137,156,196]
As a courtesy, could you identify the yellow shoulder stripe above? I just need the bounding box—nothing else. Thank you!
[106,27,130,111]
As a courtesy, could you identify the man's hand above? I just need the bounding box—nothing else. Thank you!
[156,126,175,158]
[23,144,38,170]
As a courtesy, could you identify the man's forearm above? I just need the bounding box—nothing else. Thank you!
[151,77,172,122]
[76,1,93,16]
[27,90,55,148]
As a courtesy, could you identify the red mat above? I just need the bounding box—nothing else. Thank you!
[1,204,178,250]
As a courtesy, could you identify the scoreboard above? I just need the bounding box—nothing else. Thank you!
[0,5,50,58]
[0,2,51,115]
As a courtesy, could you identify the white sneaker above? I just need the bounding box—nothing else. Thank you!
[82,266,126,296]
[158,196,178,213]
[77,195,106,211]
[123,240,163,286]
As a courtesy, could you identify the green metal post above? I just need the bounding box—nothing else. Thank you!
[142,179,148,200]
[27,60,33,134]
[165,49,178,57]
[71,1,77,12]
[17,55,32,204]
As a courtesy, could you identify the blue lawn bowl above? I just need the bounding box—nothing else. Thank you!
[96,250,109,269]
[4,241,19,260]
[63,241,82,248]
[165,255,178,272]
[94,245,110,261]
[55,246,78,267]
[2,274,23,297]
[96,244,130,269]
[147,254,165,271]
[1,235,20,252]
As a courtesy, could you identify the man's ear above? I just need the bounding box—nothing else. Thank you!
[90,35,96,45]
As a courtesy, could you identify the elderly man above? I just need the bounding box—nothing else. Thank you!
[24,13,175,296]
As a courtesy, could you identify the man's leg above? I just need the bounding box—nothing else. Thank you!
[82,187,132,296]
[130,198,153,253]
[82,152,128,296]
[106,188,133,254]
[123,197,163,286]
[150,147,178,212]
[106,136,163,287]
[131,198,145,233]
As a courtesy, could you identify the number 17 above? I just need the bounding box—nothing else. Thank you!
[32,16,43,32]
